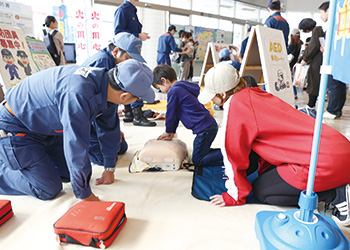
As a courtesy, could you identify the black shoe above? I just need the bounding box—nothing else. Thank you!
[331,184,350,226]
[123,111,134,123]
[133,107,156,127]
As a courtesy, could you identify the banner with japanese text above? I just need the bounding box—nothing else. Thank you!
[89,9,102,53]
[330,0,350,84]
[74,7,88,64]
[0,25,36,91]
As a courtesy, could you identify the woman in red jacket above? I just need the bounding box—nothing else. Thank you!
[198,63,350,227]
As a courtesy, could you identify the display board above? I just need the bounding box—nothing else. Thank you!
[0,24,37,92]
[240,25,294,105]
[26,38,56,71]
[199,42,234,86]
[185,26,225,61]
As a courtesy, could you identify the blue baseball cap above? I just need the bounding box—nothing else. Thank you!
[111,32,146,63]
[267,0,281,8]
[114,59,155,103]
[218,48,231,59]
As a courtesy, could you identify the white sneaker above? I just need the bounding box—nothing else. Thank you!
[323,111,337,119]
[332,184,350,226]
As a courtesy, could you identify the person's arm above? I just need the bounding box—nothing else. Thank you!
[164,89,180,134]
[59,92,96,200]
[212,93,259,207]
[302,27,323,64]
[170,37,182,53]
[93,103,121,185]
[114,9,129,35]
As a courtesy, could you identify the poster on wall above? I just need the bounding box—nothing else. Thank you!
[0,0,33,37]
[0,24,37,92]
[193,27,216,61]
[89,9,102,53]
[185,26,225,61]
[26,38,56,71]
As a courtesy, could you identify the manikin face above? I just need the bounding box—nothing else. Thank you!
[3,55,13,65]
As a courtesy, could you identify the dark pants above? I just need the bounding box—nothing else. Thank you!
[327,75,347,117]
[252,166,336,206]
[308,94,318,108]
[192,121,223,167]
[89,138,128,166]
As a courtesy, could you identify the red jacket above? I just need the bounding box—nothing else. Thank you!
[221,87,350,206]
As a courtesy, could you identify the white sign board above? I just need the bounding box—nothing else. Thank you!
[240,25,294,105]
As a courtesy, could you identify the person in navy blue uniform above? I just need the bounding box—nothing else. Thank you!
[264,0,290,48]
[153,65,222,167]
[157,25,183,66]
[81,32,146,185]
[114,0,156,127]
[239,26,251,60]
[114,0,150,42]
[0,59,154,201]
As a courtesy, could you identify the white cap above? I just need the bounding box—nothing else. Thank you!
[198,63,240,104]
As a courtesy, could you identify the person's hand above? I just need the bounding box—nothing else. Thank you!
[320,46,324,53]
[82,193,100,201]
[139,32,150,41]
[300,60,307,66]
[157,132,174,141]
[96,170,115,185]
[210,194,225,207]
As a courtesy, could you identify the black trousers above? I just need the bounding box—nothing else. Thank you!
[252,166,336,206]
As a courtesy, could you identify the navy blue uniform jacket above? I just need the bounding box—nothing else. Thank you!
[3,66,114,198]
[114,0,142,36]
[265,12,290,47]
[165,81,215,134]
[81,47,122,168]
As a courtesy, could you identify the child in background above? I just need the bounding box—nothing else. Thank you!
[178,39,194,81]
[153,64,222,167]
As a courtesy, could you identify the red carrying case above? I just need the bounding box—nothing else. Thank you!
[0,200,14,226]
[54,201,127,249]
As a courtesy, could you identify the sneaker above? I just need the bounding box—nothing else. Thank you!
[323,111,338,120]
[332,184,350,226]
[298,105,316,118]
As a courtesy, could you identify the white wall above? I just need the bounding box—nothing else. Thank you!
[138,8,167,70]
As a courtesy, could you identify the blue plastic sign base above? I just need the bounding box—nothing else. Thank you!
[255,210,350,250]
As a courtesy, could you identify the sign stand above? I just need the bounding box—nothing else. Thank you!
[199,42,234,86]
[240,25,294,105]
[255,1,350,249]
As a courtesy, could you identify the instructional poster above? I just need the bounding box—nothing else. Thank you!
[0,24,36,92]
[256,25,294,105]
[26,38,56,71]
